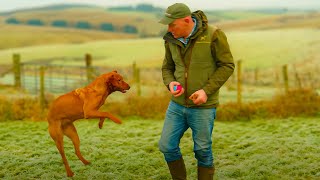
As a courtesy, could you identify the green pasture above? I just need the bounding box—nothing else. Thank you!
[0,38,163,67]
[219,85,278,103]
[207,10,275,21]
[228,28,320,69]
[0,28,319,70]
[0,117,319,179]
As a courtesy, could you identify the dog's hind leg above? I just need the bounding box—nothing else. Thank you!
[62,123,90,165]
[48,121,74,177]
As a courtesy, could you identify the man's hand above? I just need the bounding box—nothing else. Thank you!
[169,81,184,97]
[189,89,207,105]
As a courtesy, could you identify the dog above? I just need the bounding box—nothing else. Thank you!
[47,70,130,177]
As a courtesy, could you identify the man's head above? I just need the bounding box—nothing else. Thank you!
[159,3,193,39]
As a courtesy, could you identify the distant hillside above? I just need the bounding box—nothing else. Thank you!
[107,3,163,13]
[1,4,311,38]
[0,4,319,50]
[205,8,294,22]
[216,12,320,31]
[1,4,162,37]
[0,24,136,50]
[0,4,100,15]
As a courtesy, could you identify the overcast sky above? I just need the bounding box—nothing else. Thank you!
[1,0,320,12]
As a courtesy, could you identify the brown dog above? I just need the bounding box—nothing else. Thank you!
[47,70,130,177]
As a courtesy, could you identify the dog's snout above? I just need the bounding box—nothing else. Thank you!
[123,81,130,90]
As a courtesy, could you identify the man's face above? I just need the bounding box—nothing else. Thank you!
[167,18,188,39]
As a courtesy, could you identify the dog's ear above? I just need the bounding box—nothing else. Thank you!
[108,74,115,80]
[106,71,117,81]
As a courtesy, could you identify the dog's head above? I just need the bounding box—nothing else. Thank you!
[106,70,130,93]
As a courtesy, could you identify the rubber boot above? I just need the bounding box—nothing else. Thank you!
[198,166,215,180]
[167,158,187,180]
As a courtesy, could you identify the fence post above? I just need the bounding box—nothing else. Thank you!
[85,53,94,83]
[282,64,289,93]
[136,68,141,96]
[13,53,21,88]
[132,61,141,96]
[237,60,242,106]
[295,72,302,89]
[39,66,46,114]
[293,65,302,89]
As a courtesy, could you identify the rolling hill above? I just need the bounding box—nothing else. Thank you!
[0,3,319,51]
[1,4,312,40]
[0,24,136,50]
[1,4,163,37]
[0,4,163,50]
[216,12,320,31]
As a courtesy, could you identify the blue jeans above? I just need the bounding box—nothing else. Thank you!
[159,101,216,167]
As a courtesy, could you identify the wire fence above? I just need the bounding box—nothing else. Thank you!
[18,62,161,94]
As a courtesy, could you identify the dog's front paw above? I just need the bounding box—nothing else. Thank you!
[99,118,105,129]
[67,170,74,177]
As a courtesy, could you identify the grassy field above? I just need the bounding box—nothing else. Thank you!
[1,28,319,99]
[0,37,163,67]
[0,28,319,70]
[0,117,319,179]
[217,12,320,30]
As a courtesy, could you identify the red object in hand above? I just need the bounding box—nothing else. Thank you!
[173,85,182,91]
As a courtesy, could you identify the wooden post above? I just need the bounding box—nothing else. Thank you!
[39,66,46,114]
[85,53,94,83]
[282,64,289,93]
[13,53,21,88]
[136,67,141,96]
[132,62,141,96]
[237,60,242,106]
[293,64,301,89]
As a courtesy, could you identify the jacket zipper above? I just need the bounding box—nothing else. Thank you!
[179,40,196,107]
[178,47,188,106]
[184,67,189,106]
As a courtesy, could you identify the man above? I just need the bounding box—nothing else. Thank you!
[158,3,234,180]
